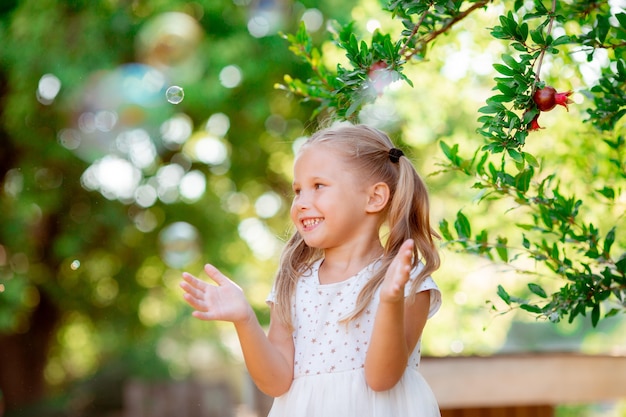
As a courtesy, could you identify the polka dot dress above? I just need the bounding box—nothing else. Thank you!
[266,259,442,417]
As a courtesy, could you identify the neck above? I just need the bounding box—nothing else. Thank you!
[318,240,384,284]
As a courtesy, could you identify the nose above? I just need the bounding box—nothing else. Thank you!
[292,192,310,211]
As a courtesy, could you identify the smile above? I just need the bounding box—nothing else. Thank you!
[302,218,322,228]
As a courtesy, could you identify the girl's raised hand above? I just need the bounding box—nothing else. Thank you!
[181,264,254,324]
[380,239,414,303]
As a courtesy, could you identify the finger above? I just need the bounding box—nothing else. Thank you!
[391,239,414,287]
[398,240,414,268]
[183,292,209,312]
[204,264,238,288]
[180,280,204,300]
[181,272,209,291]
[400,239,414,258]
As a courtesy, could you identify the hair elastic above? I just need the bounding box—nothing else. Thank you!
[388,148,404,163]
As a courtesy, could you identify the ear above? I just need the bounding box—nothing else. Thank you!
[365,182,390,214]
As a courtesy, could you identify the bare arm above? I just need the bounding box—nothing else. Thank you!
[181,264,294,396]
[364,240,431,392]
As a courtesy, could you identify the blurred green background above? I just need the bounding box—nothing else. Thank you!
[0,0,624,416]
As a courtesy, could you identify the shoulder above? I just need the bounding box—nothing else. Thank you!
[266,259,322,305]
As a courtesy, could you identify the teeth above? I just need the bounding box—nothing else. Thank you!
[302,218,321,227]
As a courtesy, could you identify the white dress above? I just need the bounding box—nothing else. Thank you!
[266,259,442,417]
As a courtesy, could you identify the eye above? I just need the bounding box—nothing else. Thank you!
[292,187,301,196]
[314,183,324,190]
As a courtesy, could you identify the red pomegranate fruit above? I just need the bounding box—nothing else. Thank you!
[533,86,573,112]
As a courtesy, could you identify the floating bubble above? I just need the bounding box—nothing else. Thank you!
[70,260,81,270]
[166,86,184,104]
[67,63,168,164]
[158,222,201,268]
[301,9,324,32]
[136,12,204,71]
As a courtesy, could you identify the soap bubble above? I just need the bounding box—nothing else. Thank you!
[166,86,184,104]
[70,260,81,270]
[158,222,201,268]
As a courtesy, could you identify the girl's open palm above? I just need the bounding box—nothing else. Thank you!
[181,264,253,324]
[380,239,414,303]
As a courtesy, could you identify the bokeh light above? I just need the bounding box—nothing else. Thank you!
[158,222,201,268]
[135,184,158,208]
[81,155,142,202]
[179,170,206,202]
[161,113,193,150]
[219,65,243,89]
[254,191,282,218]
[155,163,185,204]
[237,218,280,260]
[37,73,62,105]
[187,133,229,165]
[205,113,230,137]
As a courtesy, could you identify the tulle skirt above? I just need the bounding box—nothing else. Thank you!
[267,368,440,417]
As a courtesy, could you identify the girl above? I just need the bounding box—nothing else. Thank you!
[181,123,442,416]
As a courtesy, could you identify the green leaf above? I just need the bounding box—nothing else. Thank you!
[528,283,547,298]
[616,257,626,274]
[596,187,615,200]
[497,285,511,305]
[507,148,524,163]
[501,54,520,70]
[530,29,544,45]
[478,104,505,114]
[488,94,514,103]
[493,63,517,76]
[523,152,539,167]
[454,211,471,239]
[439,218,454,241]
[496,236,508,262]
[519,22,529,42]
[552,35,571,46]
[603,227,616,256]
[616,13,626,29]
[596,14,610,44]
[440,141,453,160]
[515,168,533,193]
[520,303,542,313]
[591,303,600,327]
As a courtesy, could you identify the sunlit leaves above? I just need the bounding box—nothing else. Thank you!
[586,58,626,131]
[438,135,625,326]
[278,21,409,119]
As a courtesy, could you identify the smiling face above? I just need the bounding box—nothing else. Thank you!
[290,143,384,252]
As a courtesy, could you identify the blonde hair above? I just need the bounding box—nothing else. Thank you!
[273,123,440,329]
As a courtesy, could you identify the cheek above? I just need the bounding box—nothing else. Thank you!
[289,201,298,222]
